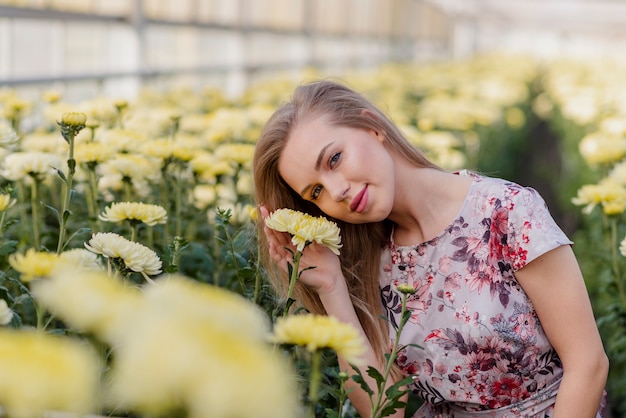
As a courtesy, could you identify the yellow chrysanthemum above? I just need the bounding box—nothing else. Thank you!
[214,143,256,166]
[84,232,162,281]
[265,208,342,255]
[9,249,62,282]
[0,193,16,212]
[99,202,168,226]
[271,314,366,365]
[572,178,626,215]
[0,329,99,418]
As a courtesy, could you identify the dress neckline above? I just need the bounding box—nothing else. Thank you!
[389,170,479,250]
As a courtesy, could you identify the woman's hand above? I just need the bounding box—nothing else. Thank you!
[259,205,343,294]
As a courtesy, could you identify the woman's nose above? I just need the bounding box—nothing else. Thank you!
[327,181,349,202]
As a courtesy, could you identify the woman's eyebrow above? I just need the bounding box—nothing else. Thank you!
[299,142,334,197]
[315,142,333,170]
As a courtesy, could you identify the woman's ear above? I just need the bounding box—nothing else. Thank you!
[361,109,386,143]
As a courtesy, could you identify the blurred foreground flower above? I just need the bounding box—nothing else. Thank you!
[265,208,342,255]
[84,232,162,282]
[0,330,99,418]
[36,271,299,418]
[32,268,142,344]
[271,314,366,366]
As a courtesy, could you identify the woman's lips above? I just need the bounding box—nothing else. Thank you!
[350,185,368,212]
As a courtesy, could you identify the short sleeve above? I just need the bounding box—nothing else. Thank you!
[502,185,573,271]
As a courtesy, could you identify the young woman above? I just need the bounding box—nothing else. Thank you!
[252,80,608,417]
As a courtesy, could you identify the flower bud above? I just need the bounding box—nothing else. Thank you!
[61,112,87,127]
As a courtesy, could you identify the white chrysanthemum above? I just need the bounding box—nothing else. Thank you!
[265,208,342,255]
[99,202,168,226]
[0,151,63,182]
[84,232,162,281]
[0,122,18,147]
[20,132,67,154]
[0,300,13,326]
[59,248,103,271]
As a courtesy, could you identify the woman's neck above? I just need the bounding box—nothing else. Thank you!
[388,167,473,246]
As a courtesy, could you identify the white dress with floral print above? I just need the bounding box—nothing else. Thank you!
[379,172,601,417]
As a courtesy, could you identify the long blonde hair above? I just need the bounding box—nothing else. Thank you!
[252,80,440,365]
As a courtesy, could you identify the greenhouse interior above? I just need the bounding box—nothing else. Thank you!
[1,0,626,417]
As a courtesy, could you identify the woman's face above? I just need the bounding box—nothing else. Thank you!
[278,114,396,224]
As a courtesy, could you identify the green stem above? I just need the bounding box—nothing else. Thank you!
[253,241,262,305]
[31,179,41,249]
[370,293,409,418]
[0,211,6,239]
[283,250,302,317]
[57,137,76,253]
[175,166,183,238]
[307,350,322,418]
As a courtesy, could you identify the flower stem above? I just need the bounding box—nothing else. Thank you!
[31,179,41,249]
[307,350,322,418]
[609,217,626,309]
[283,250,302,316]
[370,292,410,418]
[57,139,76,253]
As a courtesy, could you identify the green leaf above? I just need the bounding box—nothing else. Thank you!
[349,368,374,396]
[41,202,62,224]
[366,365,386,385]
[53,167,68,183]
[0,240,17,256]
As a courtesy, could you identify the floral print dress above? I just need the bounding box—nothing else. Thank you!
[379,171,597,418]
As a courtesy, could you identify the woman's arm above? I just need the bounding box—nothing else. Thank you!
[259,206,404,417]
[515,245,609,418]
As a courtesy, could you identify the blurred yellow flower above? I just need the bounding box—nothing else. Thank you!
[265,208,342,255]
[0,299,13,325]
[32,267,142,344]
[105,275,299,418]
[572,178,626,215]
[74,141,115,164]
[579,132,626,166]
[0,193,16,212]
[9,249,62,282]
[100,201,168,226]
[0,329,99,418]
[271,314,366,365]
[214,143,256,166]
[84,232,162,281]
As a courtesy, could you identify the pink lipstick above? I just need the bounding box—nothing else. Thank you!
[350,185,368,213]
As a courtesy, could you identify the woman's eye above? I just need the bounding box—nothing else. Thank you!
[311,185,322,200]
[329,152,341,168]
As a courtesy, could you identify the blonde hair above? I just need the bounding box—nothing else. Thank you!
[252,80,440,366]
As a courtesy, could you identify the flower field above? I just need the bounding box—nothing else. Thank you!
[0,53,625,417]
